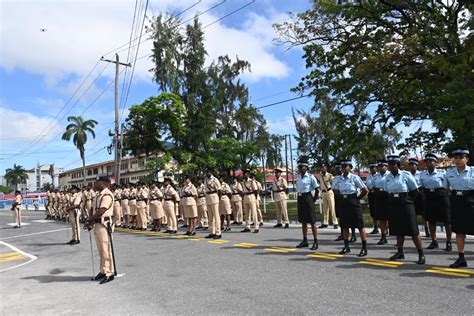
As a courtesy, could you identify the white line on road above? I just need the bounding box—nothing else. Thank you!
[0,241,38,273]
[0,228,69,240]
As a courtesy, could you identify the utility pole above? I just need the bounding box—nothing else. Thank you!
[288,134,295,195]
[100,54,131,184]
[284,135,289,185]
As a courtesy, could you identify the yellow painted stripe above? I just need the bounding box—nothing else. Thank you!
[430,267,474,275]
[263,248,292,253]
[0,252,20,258]
[313,252,343,258]
[0,255,25,263]
[238,243,259,246]
[425,269,470,278]
[307,254,337,260]
[234,244,256,248]
[359,261,400,268]
[188,238,202,241]
[208,240,230,244]
[366,258,404,266]
[269,247,296,252]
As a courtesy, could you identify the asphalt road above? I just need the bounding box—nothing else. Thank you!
[1,208,473,315]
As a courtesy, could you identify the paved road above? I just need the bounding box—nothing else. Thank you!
[1,209,473,315]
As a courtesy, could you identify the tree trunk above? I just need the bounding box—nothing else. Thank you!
[82,158,87,188]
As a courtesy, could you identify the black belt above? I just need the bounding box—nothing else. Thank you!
[198,195,205,198]
[273,190,285,193]
[94,216,113,223]
[206,191,217,194]
[122,198,129,200]
[452,190,474,196]
[374,188,385,192]
[137,199,144,201]
[341,193,357,199]
[389,192,409,198]
[244,192,255,195]
[322,188,332,192]
[164,198,174,201]
[150,198,161,201]
[115,199,121,202]
[424,188,446,193]
[232,192,242,195]
[129,198,136,200]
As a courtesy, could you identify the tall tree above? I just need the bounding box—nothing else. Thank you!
[275,0,474,159]
[61,116,98,187]
[5,164,28,190]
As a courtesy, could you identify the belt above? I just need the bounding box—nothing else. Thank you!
[425,188,446,193]
[122,198,129,200]
[298,192,311,196]
[374,188,384,192]
[389,192,409,198]
[137,199,144,201]
[452,190,474,196]
[150,198,160,201]
[129,198,136,200]
[115,199,121,202]
[164,198,174,201]
[322,188,332,192]
[94,216,113,223]
[198,195,205,198]
[273,190,285,193]
[244,192,255,195]
[341,193,357,199]
[232,192,242,195]
[206,191,218,194]
[86,199,92,201]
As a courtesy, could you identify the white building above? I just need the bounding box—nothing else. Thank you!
[23,164,64,192]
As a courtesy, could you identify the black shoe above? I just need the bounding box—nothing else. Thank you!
[205,234,215,239]
[94,273,106,281]
[241,228,251,233]
[339,247,351,255]
[190,232,196,236]
[99,275,114,284]
[13,225,19,229]
[66,240,75,245]
[260,222,264,226]
[70,240,80,245]
[310,241,318,250]
[224,227,231,232]
[296,240,309,248]
[369,228,379,235]
[450,258,467,268]
[318,224,328,229]
[202,227,208,231]
[376,237,387,245]
[185,232,191,236]
[445,241,452,252]
[334,235,343,242]
[253,229,259,234]
[333,225,339,229]
[214,235,222,239]
[349,235,357,243]
[274,223,283,228]
[171,230,177,234]
[357,248,368,257]
[231,221,239,225]
[417,254,426,265]
[427,240,439,249]
[284,223,289,228]
[181,225,188,228]
[389,251,405,261]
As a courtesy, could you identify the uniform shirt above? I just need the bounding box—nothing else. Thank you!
[318,172,333,191]
[335,172,366,195]
[419,169,447,189]
[72,192,82,208]
[383,171,418,193]
[373,172,389,189]
[121,188,130,199]
[272,176,288,201]
[94,187,114,217]
[231,182,243,202]
[220,183,232,201]
[130,188,137,200]
[366,172,377,190]
[444,166,474,190]
[296,172,319,193]
[163,184,179,201]
[242,178,258,194]
[181,183,197,206]
[14,194,22,208]
[149,187,163,201]
[410,170,421,187]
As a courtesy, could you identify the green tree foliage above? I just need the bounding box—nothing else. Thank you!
[0,185,11,194]
[5,164,28,190]
[61,116,98,187]
[275,0,474,160]
[122,15,281,176]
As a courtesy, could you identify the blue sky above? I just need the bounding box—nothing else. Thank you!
[0,0,427,174]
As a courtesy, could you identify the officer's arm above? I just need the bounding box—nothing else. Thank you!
[358,187,368,199]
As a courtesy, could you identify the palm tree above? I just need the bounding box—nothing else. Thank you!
[62,116,98,187]
[5,164,28,190]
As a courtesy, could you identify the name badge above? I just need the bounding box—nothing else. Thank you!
[393,193,400,198]
[456,191,463,196]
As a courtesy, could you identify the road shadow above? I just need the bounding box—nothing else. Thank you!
[22,275,92,283]
[466,285,474,290]
[26,242,69,246]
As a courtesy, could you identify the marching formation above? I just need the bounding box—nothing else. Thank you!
[34,147,473,283]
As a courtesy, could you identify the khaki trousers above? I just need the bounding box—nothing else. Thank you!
[137,202,147,229]
[85,200,93,217]
[94,223,114,276]
[163,201,177,231]
[14,207,21,226]
[69,210,80,240]
[232,201,243,223]
[244,197,259,229]
[207,203,221,235]
[129,201,137,216]
[197,204,208,227]
[256,197,263,222]
[113,202,122,226]
[275,200,289,224]
[322,191,338,225]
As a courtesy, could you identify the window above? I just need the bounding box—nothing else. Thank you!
[138,159,145,168]
[87,170,92,176]
[121,162,129,170]
[107,166,112,174]
[93,168,98,175]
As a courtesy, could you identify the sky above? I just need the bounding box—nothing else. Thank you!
[0,0,428,175]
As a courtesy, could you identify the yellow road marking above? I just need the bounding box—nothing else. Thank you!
[0,252,19,258]
[313,252,343,258]
[238,243,259,246]
[307,254,337,260]
[264,247,296,253]
[359,261,400,268]
[234,243,259,248]
[0,255,25,263]
[208,240,230,244]
[430,267,474,275]
[366,258,404,266]
[425,269,470,278]
[188,238,202,241]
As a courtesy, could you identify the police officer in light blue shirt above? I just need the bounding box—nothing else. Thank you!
[444,148,474,268]
[295,156,320,250]
[373,159,390,245]
[333,159,369,257]
[366,164,379,234]
[407,158,429,238]
[333,163,345,242]
[384,155,425,265]
[420,153,452,251]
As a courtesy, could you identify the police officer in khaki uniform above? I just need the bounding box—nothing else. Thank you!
[204,168,222,239]
[149,181,164,231]
[196,179,208,230]
[230,177,243,225]
[181,176,198,235]
[136,183,149,230]
[163,178,179,234]
[272,168,289,228]
[121,184,131,228]
[241,169,259,234]
[219,177,233,232]
[112,185,122,227]
[317,164,338,229]
[12,191,23,228]
[254,177,264,226]
[85,176,116,284]
[129,183,138,229]
[65,186,82,244]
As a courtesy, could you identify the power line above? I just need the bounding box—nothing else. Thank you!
[255,95,311,110]
[202,0,255,29]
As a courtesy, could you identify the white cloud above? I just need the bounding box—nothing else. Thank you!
[0,0,290,87]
